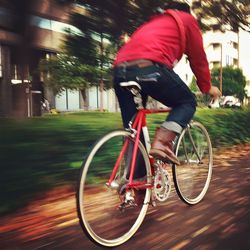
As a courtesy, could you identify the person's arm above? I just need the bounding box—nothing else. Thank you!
[185,15,222,99]
[185,16,211,93]
[208,86,222,99]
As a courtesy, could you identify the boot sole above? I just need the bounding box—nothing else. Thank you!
[150,149,180,165]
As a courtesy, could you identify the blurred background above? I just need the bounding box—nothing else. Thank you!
[0,1,250,249]
[0,0,249,117]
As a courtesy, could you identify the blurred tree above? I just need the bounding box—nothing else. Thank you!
[40,0,249,110]
[64,26,98,66]
[65,0,136,110]
[211,66,247,101]
[39,55,101,94]
[39,54,103,110]
[189,77,210,106]
[67,0,249,64]
[192,0,250,32]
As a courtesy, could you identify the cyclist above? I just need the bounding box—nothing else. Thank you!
[113,0,221,165]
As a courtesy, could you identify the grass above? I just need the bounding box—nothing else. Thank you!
[0,108,250,215]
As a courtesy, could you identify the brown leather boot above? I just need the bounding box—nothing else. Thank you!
[150,127,180,165]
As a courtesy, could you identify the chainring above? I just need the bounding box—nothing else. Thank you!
[154,166,171,202]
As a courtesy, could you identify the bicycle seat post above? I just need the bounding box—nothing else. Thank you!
[120,81,143,110]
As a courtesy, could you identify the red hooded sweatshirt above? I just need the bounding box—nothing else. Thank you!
[114,11,211,93]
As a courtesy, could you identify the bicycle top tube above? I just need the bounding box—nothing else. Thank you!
[142,108,172,114]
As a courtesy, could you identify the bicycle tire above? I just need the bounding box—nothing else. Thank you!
[173,121,213,205]
[77,130,151,247]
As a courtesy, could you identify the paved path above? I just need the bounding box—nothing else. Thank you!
[1,144,250,250]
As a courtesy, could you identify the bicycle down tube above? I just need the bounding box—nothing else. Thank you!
[107,108,172,189]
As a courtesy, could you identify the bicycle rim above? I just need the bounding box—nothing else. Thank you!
[77,130,151,247]
[173,121,213,205]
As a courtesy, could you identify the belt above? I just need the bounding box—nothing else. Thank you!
[116,59,154,68]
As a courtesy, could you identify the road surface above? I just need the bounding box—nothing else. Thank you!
[0,144,249,250]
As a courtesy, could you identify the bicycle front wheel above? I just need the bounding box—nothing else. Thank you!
[173,121,213,205]
[77,130,151,247]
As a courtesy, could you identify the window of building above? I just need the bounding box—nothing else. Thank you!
[233,58,238,66]
[0,7,15,30]
[11,64,30,84]
[226,55,233,66]
[213,43,221,50]
[30,15,82,35]
[233,42,238,50]
[213,61,220,68]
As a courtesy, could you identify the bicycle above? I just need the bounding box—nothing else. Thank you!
[77,80,213,247]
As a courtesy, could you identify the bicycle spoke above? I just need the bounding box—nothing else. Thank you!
[77,130,151,247]
[173,122,212,205]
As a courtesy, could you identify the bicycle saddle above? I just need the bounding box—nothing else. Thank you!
[120,81,141,90]
[120,81,142,97]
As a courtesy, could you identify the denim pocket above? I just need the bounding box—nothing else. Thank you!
[136,71,161,82]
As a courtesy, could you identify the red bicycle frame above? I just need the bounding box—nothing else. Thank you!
[107,108,172,190]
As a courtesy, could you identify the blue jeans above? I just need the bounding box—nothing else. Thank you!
[113,64,197,130]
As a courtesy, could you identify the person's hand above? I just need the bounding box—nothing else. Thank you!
[208,86,222,100]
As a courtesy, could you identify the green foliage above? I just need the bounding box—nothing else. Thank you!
[189,77,210,107]
[190,77,199,92]
[39,54,102,95]
[211,66,247,101]
[64,27,98,66]
[1,108,250,214]
[194,108,250,147]
[46,1,249,94]
[0,112,122,215]
[192,0,250,32]
[73,0,163,42]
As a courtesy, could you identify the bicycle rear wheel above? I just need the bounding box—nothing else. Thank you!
[173,121,213,205]
[77,130,151,247]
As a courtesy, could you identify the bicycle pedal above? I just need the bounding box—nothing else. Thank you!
[118,201,138,211]
[150,200,157,207]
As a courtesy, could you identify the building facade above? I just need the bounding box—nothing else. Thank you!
[0,0,118,116]
[175,26,250,104]
[0,1,249,116]
[0,0,73,116]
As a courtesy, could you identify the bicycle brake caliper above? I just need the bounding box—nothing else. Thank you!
[127,121,137,138]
